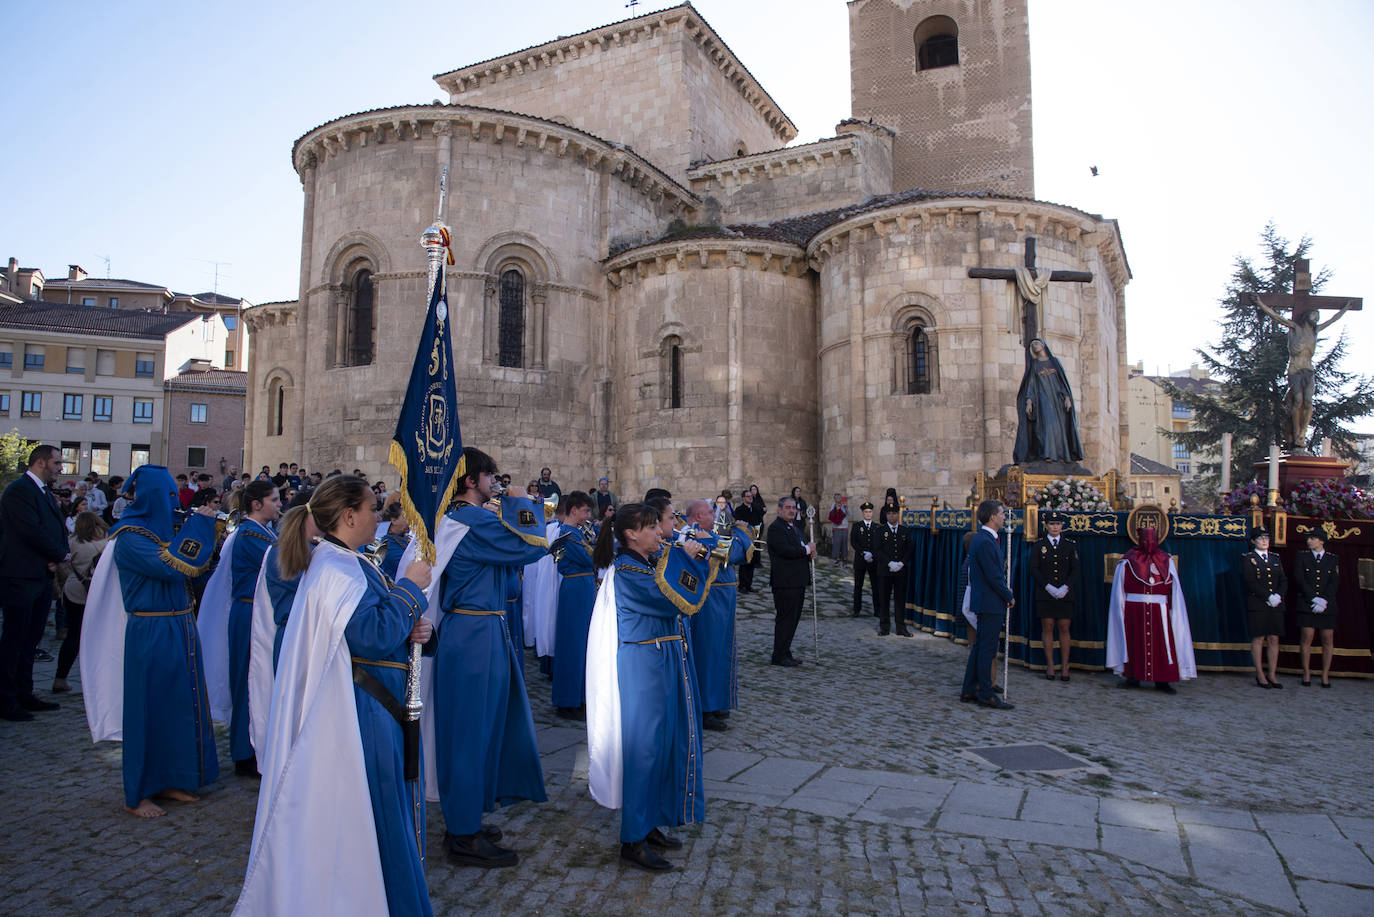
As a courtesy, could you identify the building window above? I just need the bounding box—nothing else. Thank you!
[81,297,95,307]
[1171,399,1191,418]
[133,399,153,423]
[915,15,959,71]
[108,297,119,308]
[0,348,11,368]
[60,443,80,475]
[93,396,113,422]
[661,336,684,409]
[186,447,207,468]
[63,393,83,420]
[134,353,155,377]
[190,403,207,423]
[1175,461,1191,475]
[131,444,150,470]
[66,347,85,374]
[21,391,40,416]
[498,268,525,368]
[906,325,932,394]
[225,348,235,367]
[90,443,110,475]
[344,268,374,366]
[96,350,115,375]
[23,346,44,371]
[1172,444,1190,460]
[267,377,286,437]
[223,315,237,330]
[0,394,8,414]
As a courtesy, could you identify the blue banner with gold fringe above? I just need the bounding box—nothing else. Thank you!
[389,264,462,563]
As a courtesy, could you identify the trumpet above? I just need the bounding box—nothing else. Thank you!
[487,480,559,523]
[550,520,597,562]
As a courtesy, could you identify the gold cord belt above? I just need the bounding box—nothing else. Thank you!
[234,597,254,604]
[131,609,191,617]
[444,608,504,616]
[351,656,409,671]
[628,634,683,646]
[562,572,593,578]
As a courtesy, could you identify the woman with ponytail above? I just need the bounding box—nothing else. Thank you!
[236,476,435,917]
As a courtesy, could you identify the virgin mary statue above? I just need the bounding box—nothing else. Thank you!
[1013,338,1084,465]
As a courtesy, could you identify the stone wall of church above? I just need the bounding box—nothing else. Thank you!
[604,239,815,503]
[687,122,894,225]
[435,9,791,180]
[849,0,1034,197]
[811,198,1127,507]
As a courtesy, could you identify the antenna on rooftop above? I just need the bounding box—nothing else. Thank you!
[95,254,111,278]
[194,259,232,296]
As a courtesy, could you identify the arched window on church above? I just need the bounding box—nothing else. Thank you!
[915,16,959,71]
[343,267,374,366]
[267,377,285,436]
[892,311,939,395]
[662,335,683,409]
[498,268,525,368]
[906,324,932,394]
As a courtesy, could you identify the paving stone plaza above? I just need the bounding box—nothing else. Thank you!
[2,558,1371,916]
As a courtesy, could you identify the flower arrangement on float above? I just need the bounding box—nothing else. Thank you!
[1221,481,1275,514]
[1029,478,1113,513]
[1285,479,1374,521]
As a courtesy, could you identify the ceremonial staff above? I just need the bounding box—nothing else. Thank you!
[806,505,819,663]
[1003,523,1012,701]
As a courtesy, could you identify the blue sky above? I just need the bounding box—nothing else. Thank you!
[3,0,1371,380]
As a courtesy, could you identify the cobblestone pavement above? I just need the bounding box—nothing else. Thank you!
[3,556,1371,915]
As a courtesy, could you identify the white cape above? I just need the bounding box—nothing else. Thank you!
[248,556,278,757]
[234,541,386,917]
[584,566,622,809]
[396,514,469,803]
[1106,557,1196,679]
[197,528,239,724]
[523,520,562,655]
[80,535,127,742]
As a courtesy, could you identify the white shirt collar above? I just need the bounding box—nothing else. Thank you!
[981,525,999,538]
[26,470,47,492]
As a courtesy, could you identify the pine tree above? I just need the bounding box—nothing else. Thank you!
[1162,223,1374,492]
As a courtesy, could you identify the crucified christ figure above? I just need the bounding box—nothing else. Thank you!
[1254,301,1354,452]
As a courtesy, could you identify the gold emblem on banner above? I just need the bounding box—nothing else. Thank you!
[1126,504,1169,543]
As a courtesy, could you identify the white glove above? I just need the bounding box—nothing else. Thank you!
[863,551,873,563]
[1055,585,1069,600]
[1044,584,1057,598]
[1312,597,1327,613]
[1267,593,1281,608]
[888,561,903,572]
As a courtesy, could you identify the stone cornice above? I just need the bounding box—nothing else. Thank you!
[242,300,296,333]
[603,238,807,287]
[687,135,860,190]
[292,104,700,216]
[805,198,1131,289]
[433,4,796,144]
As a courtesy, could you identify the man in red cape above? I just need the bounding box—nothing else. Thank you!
[1107,527,1195,693]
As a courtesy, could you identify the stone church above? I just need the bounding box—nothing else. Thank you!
[245,0,1130,506]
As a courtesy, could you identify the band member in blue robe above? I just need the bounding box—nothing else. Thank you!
[112,465,222,818]
[586,501,714,871]
[681,499,753,730]
[228,480,280,775]
[263,544,298,670]
[552,491,597,716]
[431,447,550,868]
[236,476,435,917]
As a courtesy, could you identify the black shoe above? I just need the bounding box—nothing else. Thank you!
[1269,680,1283,690]
[702,713,728,732]
[480,824,503,843]
[0,707,34,722]
[1255,677,1273,689]
[977,696,1015,710]
[1045,671,1057,681]
[1154,683,1177,694]
[555,706,586,721]
[992,685,1005,695]
[620,841,673,871]
[445,831,518,868]
[771,657,801,667]
[895,628,912,637]
[1118,678,1141,689]
[877,629,889,636]
[234,757,260,777]
[1301,678,1311,687]
[33,649,53,662]
[646,827,683,849]
[851,610,861,618]
[959,692,977,703]
[18,696,59,712]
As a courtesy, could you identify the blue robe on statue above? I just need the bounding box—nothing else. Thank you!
[111,465,221,808]
[345,550,433,917]
[433,501,550,835]
[613,548,706,843]
[229,518,275,762]
[690,525,753,714]
[262,545,301,670]
[551,524,596,708]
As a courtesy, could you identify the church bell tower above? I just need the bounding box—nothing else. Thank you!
[848,0,1034,197]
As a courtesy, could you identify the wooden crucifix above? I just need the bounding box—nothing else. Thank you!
[968,237,1094,345]
[1243,258,1362,451]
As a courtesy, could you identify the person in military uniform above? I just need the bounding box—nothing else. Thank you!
[1241,526,1287,689]
[849,502,877,618]
[1295,528,1339,688]
[872,504,913,637]
[1031,512,1079,681]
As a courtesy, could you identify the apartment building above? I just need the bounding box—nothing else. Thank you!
[163,363,247,477]
[1128,362,1221,478]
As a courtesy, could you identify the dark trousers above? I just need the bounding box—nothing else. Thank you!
[55,600,85,680]
[739,561,756,593]
[771,586,805,661]
[874,571,910,634]
[0,577,54,711]
[961,611,1005,701]
[852,560,875,615]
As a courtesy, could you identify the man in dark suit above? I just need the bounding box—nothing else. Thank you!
[849,502,877,617]
[1031,512,1079,681]
[0,444,71,721]
[960,500,1015,709]
[766,496,813,667]
[873,504,913,636]
[1295,528,1339,687]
